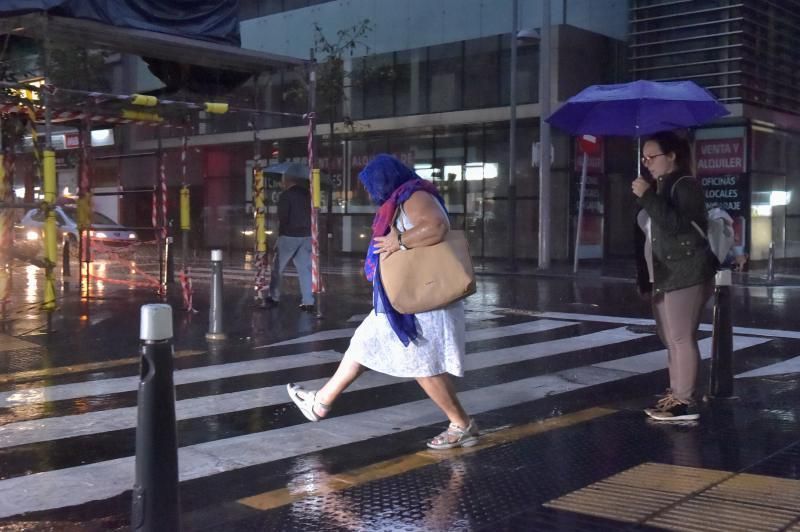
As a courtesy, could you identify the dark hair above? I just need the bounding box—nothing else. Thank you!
[644,131,693,176]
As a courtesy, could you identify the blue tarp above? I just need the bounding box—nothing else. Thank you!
[0,0,240,45]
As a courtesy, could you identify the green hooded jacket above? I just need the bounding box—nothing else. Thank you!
[636,171,717,294]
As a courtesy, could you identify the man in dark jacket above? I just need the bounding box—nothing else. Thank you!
[267,175,314,311]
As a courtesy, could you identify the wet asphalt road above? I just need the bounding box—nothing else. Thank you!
[0,261,798,530]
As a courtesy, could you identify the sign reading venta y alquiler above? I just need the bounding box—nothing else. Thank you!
[694,138,748,219]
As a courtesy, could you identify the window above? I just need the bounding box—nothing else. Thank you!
[362,53,395,119]
[428,42,463,113]
[395,48,428,116]
[464,37,500,109]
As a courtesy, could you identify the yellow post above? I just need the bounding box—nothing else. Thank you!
[131,94,158,107]
[43,149,57,310]
[254,168,266,253]
[312,168,321,209]
[121,110,162,123]
[204,102,229,114]
[77,193,92,230]
[180,186,191,231]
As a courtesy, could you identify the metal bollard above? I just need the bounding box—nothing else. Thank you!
[206,249,226,341]
[708,269,734,398]
[62,237,71,280]
[131,304,180,532]
[166,236,175,284]
[766,241,775,283]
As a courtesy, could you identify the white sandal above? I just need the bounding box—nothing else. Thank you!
[286,383,329,422]
[427,419,479,450]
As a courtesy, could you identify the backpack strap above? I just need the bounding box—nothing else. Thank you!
[669,175,707,241]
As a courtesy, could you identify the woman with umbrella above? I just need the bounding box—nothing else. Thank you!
[633,131,717,421]
[547,80,729,421]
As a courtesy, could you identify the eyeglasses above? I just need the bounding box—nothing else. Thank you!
[641,153,665,165]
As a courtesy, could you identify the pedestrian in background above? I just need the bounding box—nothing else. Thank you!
[633,131,717,421]
[266,174,314,312]
[287,154,478,450]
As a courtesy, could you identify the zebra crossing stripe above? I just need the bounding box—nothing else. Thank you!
[595,335,768,374]
[527,310,800,340]
[263,317,577,348]
[0,327,638,448]
[0,332,773,519]
[0,319,577,406]
[736,354,800,378]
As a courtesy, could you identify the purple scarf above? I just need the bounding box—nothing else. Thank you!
[359,155,447,346]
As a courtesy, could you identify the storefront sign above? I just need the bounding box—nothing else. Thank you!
[694,138,748,218]
[695,138,745,175]
[695,136,749,250]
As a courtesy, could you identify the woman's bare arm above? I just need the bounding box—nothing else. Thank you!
[373,190,448,257]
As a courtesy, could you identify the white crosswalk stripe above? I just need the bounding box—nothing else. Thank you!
[0,327,639,448]
[0,311,786,519]
[0,319,576,406]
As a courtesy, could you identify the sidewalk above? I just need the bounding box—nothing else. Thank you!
[0,253,798,530]
[169,252,800,287]
[193,372,800,531]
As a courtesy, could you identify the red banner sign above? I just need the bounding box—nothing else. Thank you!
[574,136,604,174]
[695,138,745,176]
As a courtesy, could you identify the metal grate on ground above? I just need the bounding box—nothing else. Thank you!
[544,461,800,531]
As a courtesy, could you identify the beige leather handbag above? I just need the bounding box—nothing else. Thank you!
[379,216,476,313]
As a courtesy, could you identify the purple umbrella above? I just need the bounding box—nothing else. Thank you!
[546,79,729,137]
[546,79,728,273]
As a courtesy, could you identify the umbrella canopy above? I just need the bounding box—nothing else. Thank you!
[546,80,729,137]
[265,161,331,185]
[265,161,311,179]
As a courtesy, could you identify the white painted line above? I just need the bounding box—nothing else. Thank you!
[736,355,800,378]
[263,329,358,348]
[466,327,646,370]
[0,332,781,517]
[0,350,342,406]
[594,336,770,373]
[0,327,638,448]
[0,364,639,518]
[0,320,575,406]
[529,311,800,340]
[265,317,575,348]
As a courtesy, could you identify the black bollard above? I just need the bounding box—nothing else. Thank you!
[709,269,734,398]
[132,304,180,531]
[206,249,226,341]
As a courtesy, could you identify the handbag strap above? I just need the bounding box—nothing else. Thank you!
[391,205,404,233]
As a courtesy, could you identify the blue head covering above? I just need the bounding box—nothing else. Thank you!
[358,154,418,205]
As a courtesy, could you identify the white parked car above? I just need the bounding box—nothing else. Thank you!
[16,206,138,250]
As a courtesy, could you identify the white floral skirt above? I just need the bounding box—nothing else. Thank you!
[343,300,466,378]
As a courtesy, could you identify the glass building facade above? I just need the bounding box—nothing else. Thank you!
[630,0,800,262]
[125,1,630,261]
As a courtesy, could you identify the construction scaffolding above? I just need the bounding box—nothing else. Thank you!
[0,11,319,326]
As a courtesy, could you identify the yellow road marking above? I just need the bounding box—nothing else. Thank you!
[0,349,206,384]
[238,406,616,511]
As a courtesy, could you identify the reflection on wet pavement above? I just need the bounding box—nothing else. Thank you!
[0,261,798,530]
